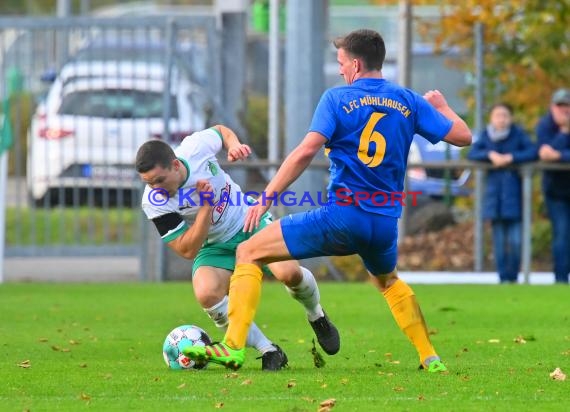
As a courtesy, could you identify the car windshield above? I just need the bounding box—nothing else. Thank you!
[58,89,178,119]
[73,48,165,64]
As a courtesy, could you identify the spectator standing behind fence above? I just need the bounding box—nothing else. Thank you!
[536,89,570,284]
[468,103,537,283]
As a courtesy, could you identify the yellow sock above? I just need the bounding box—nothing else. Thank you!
[382,279,437,365]
[225,263,263,350]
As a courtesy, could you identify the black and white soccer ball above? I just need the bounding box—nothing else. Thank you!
[162,324,212,370]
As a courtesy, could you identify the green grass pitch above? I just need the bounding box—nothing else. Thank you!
[1,282,568,411]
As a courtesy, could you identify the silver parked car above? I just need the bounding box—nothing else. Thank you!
[27,58,206,206]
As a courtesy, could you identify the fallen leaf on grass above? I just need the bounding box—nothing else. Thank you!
[214,402,224,408]
[393,386,405,392]
[240,379,252,386]
[79,393,91,401]
[523,335,536,342]
[38,337,48,342]
[340,378,349,385]
[418,394,426,401]
[79,363,88,368]
[513,336,527,344]
[287,380,296,388]
[69,340,80,345]
[177,383,186,389]
[18,360,31,369]
[311,339,326,368]
[225,373,239,379]
[549,368,566,381]
[318,398,336,412]
[488,339,500,344]
[51,345,61,351]
[561,349,570,356]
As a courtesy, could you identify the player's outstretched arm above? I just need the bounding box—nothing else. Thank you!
[243,132,326,232]
[166,180,214,259]
[424,90,472,147]
[212,124,252,162]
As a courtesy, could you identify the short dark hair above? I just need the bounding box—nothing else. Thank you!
[135,140,176,173]
[489,102,514,116]
[334,29,386,71]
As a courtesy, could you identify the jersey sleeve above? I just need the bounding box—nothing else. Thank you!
[141,201,188,243]
[151,212,188,242]
[413,93,453,145]
[308,90,337,141]
[181,127,223,156]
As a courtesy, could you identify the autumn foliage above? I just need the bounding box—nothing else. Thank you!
[371,0,570,130]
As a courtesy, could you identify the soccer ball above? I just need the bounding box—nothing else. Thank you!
[162,324,212,370]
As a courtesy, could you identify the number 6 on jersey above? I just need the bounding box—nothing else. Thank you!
[358,112,387,168]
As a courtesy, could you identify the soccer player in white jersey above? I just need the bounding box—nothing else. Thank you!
[135,125,340,370]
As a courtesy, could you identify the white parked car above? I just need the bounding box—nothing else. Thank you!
[27,60,206,205]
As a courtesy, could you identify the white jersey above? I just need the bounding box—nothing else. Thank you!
[141,128,248,244]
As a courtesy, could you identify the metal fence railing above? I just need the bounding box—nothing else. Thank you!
[1,15,219,261]
[217,159,570,284]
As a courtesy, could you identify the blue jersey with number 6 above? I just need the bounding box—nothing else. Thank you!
[309,78,452,217]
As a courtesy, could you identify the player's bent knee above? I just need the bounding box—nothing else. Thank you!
[196,292,225,309]
[193,284,226,308]
[235,240,256,263]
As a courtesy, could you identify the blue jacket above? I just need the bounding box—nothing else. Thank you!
[536,112,570,199]
[468,124,537,220]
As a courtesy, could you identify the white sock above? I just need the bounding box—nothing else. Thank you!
[285,266,324,322]
[203,296,275,354]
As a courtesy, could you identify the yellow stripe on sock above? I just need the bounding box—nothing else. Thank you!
[383,279,437,365]
[225,263,263,350]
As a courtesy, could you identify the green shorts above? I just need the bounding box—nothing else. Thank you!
[192,212,274,276]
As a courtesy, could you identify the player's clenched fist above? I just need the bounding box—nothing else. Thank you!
[227,143,252,162]
[423,89,449,110]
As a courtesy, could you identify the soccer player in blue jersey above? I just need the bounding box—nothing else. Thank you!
[183,29,472,372]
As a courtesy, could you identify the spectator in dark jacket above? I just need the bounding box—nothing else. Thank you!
[536,88,570,284]
[468,103,537,283]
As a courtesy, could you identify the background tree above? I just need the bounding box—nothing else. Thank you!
[370,0,569,129]
[411,0,569,130]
